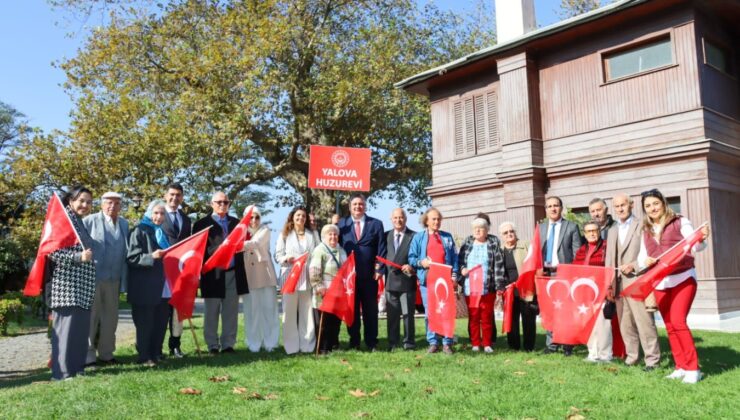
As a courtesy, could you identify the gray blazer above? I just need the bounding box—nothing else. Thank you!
[539,219,582,265]
[126,224,165,306]
[384,228,416,293]
[83,211,129,291]
[605,217,642,294]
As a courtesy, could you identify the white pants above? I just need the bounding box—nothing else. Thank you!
[242,286,280,352]
[282,290,315,354]
[587,307,613,361]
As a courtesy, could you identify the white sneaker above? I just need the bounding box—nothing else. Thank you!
[682,370,702,384]
[665,369,686,379]
[484,346,494,353]
[471,346,480,352]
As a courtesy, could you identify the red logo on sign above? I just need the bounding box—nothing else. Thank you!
[308,145,371,191]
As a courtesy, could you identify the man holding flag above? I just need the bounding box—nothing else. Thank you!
[193,192,249,354]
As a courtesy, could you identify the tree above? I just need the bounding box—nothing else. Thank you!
[7,0,495,221]
[558,0,606,19]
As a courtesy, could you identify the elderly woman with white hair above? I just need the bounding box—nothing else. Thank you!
[498,221,536,352]
[241,206,279,353]
[127,199,171,366]
[309,223,348,354]
[457,215,505,353]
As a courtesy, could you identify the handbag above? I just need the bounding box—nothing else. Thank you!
[603,300,617,319]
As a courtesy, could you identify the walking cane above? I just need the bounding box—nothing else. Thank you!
[315,311,325,358]
[187,318,202,356]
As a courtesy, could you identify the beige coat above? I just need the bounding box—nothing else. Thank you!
[605,218,642,294]
[505,239,530,273]
[242,225,278,289]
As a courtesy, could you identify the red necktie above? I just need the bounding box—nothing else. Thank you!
[354,220,361,240]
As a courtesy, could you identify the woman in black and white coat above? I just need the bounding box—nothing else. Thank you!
[47,186,97,381]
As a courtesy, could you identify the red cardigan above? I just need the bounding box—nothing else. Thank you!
[573,239,606,267]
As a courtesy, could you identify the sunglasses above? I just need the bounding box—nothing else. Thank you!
[213,200,231,205]
[640,189,663,199]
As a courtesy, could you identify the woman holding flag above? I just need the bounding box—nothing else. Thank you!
[275,205,320,354]
[309,224,348,354]
[498,222,536,352]
[47,186,96,380]
[126,200,171,366]
[637,189,709,384]
[457,217,504,353]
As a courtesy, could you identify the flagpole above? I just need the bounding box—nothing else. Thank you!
[187,319,202,356]
[315,311,325,358]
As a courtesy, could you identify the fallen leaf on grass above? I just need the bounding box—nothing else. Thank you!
[424,386,434,394]
[245,392,278,400]
[340,359,350,365]
[233,387,248,394]
[605,366,618,373]
[315,395,331,401]
[457,358,465,365]
[513,371,527,376]
[353,412,371,418]
[384,373,392,379]
[414,355,423,360]
[209,375,229,382]
[403,368,412,373]
[504,359,511,364]
[525,359,536,365]
[567,406,587,420]
[472,379,481,385]
[349,389,367,397]
[179,388,202,395]
[369,390,381,397]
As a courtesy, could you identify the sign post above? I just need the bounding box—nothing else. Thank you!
[308,145,371,192]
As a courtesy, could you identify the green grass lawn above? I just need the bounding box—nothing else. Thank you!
[1,316,739,419]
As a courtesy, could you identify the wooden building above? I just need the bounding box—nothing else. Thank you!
[397,0,740,322]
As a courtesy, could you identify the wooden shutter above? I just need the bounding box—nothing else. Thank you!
[454,101,463,156]
[486,90,499,150]
[464,97,475,155]
[474,94,485,153]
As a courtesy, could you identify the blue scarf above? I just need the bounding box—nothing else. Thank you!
[140,216,171,250]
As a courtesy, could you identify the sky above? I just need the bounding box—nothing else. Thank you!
[0,0,565,234]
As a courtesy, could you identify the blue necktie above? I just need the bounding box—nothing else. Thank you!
[545,223,555,265]
[219,217,233,268]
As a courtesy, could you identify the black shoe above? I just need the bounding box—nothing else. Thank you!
[348,344,361,351]
[643,365,657,372]
[541,348,555,355]
[221,347,235,354]
[170,348,185,358]
[99,358,118,365]
[563,348,573,357]
[209,348,220,355]
[404,345,417,351]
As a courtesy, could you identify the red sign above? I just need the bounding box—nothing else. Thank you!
[308,145,371,191]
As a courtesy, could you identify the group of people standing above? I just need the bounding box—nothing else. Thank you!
[43,186,709,385]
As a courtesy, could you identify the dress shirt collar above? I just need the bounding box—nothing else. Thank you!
[617,215,633,227]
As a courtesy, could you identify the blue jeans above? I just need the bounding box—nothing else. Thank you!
[419,285,454,346]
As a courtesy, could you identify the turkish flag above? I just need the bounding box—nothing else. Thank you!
[163,227,210,320]
[467,264,484,308]
[516,226,542,300]
[201,206,253,273]
[280,252,310,294]
[23,194,80,296]
[426,262,456,338]
[319,253,356,326]
[621,223,706,301]
[502,284,516,334]
[536,264,613,345]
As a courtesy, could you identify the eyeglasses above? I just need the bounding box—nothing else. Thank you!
[584,229,600,234]
[501,230,515,235]
[640,189,662,198]
[213,200,230,206]
[252,215,261,219]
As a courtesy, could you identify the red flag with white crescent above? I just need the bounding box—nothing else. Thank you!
[281,252,310,294]
[201,206,253,273]
[467,264,484,308]
[502,284,516,334]
[319,253,356,326]
[536,264,613,345]
[163,227,210,320]
[621,223,706,301]
[23,194,80,296]
[516,226,542,300]
[426,262,456,338]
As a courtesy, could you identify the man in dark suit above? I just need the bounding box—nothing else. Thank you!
[193,191,249,353]
[384,208,416,351]
[539,195,582,355]
[338,192,387,351]
[160,183,192,357]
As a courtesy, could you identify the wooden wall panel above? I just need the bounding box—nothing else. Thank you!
[498,66,533,144]
[431,151,501,188]
[709,189,740,279]
[430,100,452,163]
[704,109,740,149]
[539,16,701,140]
[707,159,740,194]
[686,188,713,279]
[432,188,506,219]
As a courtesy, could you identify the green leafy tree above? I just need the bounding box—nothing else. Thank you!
[558,0,607,19]
[8,0,495,222]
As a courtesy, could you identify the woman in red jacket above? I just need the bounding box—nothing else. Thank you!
[638,189,709,384]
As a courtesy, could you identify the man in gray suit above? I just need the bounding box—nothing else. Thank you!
[606,193,660,370]
[539,195,582,355]
[83,191,129,365]
[160,182,192,357]
[384,208,416,351]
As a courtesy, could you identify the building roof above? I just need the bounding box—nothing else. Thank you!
[394,0,649,91]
